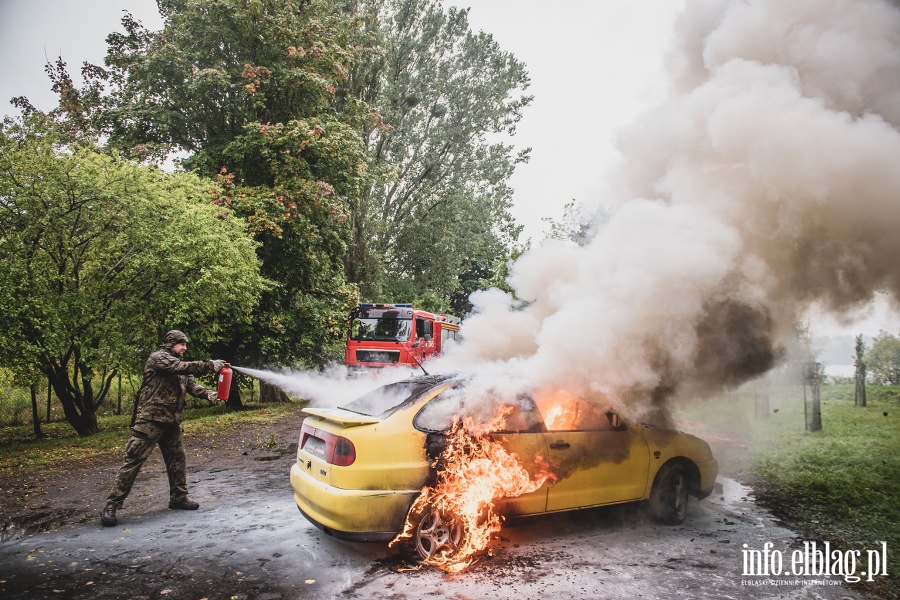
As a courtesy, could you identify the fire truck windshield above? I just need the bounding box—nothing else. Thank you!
[351,317,412,342]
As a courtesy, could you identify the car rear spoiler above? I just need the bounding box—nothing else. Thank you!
[301,407,381,426]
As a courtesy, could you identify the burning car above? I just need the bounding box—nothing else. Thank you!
[290,374,717,571]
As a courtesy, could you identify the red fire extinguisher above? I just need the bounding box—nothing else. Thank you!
[217,362,232,402]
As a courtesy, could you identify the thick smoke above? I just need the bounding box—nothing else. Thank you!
[439,0,900,423]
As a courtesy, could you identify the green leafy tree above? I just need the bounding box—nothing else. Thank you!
[865,330,900,386]
[0,116,265,435]
[84,0,372,371]
[346,0,529,305]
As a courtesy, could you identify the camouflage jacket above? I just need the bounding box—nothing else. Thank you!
[133,348,216,426]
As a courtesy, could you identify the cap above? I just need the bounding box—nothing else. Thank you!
[162,330,190,346]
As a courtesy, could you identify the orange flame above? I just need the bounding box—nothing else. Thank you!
[534,388,583,430]
[391,408,557,574]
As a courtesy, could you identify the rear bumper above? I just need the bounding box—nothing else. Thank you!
[290,462,419,541]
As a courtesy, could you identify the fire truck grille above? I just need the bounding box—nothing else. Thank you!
[356,350,401,364]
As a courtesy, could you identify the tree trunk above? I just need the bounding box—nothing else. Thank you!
[47,369,99,436]
[855,365,867,407]
[854,335,867,407]
[259,381,291,403]
[809,364,822,432]
[225,373,243,409]
[59,397,99,436]
[30,384,45,439]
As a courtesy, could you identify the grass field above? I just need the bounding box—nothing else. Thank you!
[675,383,899,600]
[753,385,898,599]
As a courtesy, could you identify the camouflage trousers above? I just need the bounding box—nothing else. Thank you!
[106,421,189,508]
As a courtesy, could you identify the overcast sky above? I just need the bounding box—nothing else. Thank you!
[1,0,896,338]
[0,0,683,239]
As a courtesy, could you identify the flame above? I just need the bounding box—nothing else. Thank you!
[533,388,583,430]
[391,408,557,573]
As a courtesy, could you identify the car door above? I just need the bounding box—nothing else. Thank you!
[490,397,550,517]
[537,396,651,511]
[414,388,550,517]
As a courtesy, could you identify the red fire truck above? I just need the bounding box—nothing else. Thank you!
[344,303,462,370]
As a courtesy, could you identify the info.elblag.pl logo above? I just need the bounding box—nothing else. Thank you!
[742,541,889,583]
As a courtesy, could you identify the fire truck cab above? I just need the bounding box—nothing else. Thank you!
[345,303,461,370]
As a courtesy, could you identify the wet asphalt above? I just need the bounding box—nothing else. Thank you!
[0,454,867,600]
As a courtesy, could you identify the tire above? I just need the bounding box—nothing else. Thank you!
[648,462,689,525]
[413,506,466,561]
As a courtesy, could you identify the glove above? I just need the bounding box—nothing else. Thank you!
[211,359,226,372]
[207,391,219,403]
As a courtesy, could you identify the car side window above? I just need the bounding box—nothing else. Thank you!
[494,396,545,433]
[535,393,621,432]
[414,388,545,433]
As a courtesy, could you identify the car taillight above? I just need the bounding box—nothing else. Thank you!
[299,422,313,451]
[298,422,356,466]
[331,437,356,467]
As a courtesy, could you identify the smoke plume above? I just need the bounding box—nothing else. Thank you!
[438,0,900,422]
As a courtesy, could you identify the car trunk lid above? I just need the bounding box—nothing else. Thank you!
[301,406,382,426]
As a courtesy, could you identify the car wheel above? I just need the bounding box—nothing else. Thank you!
[414,506,465,560]
[649,462,689,525]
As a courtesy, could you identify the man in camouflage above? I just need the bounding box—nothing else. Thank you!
[101,330,226,527]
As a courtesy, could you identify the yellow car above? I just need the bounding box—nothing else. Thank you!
[290,374,717,554]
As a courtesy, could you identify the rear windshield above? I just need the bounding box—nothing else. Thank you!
[341,378,445,418]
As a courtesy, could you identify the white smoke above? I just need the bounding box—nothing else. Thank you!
[232,364,418,408]
[439,0,900,421]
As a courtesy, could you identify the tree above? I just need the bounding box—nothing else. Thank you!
[0,115,266,435]
[345,0,529,304]
[541,199,608,246]
[854,334,867,406]
[865,330,900,385]
[85,0,372,372]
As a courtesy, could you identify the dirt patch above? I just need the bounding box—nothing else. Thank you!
[0,405,306,541]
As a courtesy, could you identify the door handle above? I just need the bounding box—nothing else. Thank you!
[549,440,570,450]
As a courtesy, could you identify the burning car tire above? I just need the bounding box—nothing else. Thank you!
[648,462,689,525]
[413,506,466,561]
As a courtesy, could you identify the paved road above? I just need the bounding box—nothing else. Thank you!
[0,452,866,600]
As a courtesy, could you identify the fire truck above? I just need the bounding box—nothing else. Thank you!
[344,303,462,370]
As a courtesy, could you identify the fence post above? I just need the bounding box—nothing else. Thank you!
[46,379,52,423]
[117,372,122,415]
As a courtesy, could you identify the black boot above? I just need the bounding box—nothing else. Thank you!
[101,504,117,527]
[168,499,199,510]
